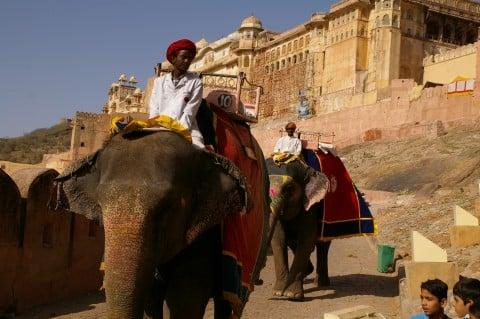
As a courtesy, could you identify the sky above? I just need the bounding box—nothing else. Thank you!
[0,0,336,138]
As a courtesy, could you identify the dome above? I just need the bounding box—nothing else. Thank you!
[196,38,208,49]
[129,75,137,83]
[133,88,142,96]
[240,15,262,30]
[119,73,127,81]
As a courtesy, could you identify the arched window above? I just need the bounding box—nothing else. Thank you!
[281,59,285,68]
[351,29,354,37]
[293,40,298,50]
[276,61,280,70]
[293,55,297,64]
[299,53,303,62]
[287,57,291,66]
[383,14,390,26]
[392,15,398,27]
[341,33,344,40]
[406,9,413,20]
[243,56,250,67]
[282,45,286,54]
[376,16,380,27]
[299,37,304,47]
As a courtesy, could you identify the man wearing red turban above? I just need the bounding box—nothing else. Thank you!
[273,122,302,155]
[149,39,205,147]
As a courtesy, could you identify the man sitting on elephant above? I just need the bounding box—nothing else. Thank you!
[273,122,302,156]
[149,38,207,148]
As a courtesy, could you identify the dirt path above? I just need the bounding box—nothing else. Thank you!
[17,235,399,319]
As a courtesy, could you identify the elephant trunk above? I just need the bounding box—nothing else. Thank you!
[102,201,156,319]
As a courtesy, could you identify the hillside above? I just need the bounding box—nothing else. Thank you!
[0,121,72,164]
[340,125,480,277]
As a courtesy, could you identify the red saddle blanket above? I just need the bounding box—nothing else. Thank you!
[209,104,268,316]
[302,149,375,240]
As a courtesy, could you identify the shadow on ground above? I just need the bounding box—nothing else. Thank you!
[16,291,105,319]
[301,268,404,302]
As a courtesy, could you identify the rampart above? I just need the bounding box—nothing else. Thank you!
[251,78,480,153]
[0,167,104,314]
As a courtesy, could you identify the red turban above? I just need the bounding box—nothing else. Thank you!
[166,39,197,63]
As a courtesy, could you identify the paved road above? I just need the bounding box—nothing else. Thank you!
[18,235,399,319]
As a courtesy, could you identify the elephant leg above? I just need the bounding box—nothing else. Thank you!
[283,212,317,301]
[214,298,232,319]
[271,220,289,296]
[162,229,218,319]
[315,241,332,287]
[144,271,166,319]
[286,240,314,279]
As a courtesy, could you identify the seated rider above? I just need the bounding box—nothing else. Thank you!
[273,122,302,156]
[149,38,205,148]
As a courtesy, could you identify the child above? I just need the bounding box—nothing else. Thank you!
[453,276,480,319]
[411,279,450,319]
[469,298,480,319]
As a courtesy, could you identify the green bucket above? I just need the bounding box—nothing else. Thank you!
[377,244,395,273]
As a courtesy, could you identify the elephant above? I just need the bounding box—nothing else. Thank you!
[53,129,268,319]
[266,158,330,301]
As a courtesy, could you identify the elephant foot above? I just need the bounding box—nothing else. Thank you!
[284,290,304,302]
[314,275,331,287]
[272,290,284,297]
[284,280,304,301]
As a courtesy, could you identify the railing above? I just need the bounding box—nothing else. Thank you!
[156,67,263,123]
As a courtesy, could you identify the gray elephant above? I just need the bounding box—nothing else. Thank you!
[266,158,330,301]
[53,129,269,319]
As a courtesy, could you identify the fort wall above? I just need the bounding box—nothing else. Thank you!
[0,168,104,314]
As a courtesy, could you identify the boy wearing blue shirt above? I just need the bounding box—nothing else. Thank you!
[411,279,450,319]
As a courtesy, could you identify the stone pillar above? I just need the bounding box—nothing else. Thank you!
[476,38,480,91]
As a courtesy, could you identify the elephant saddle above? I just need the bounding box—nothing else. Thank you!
[302,148,375,240]
[203,102,269,317]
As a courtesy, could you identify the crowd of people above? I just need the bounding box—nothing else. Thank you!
[411,277,480,319]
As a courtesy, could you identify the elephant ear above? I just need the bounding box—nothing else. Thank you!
[50,151,103,224]
[185,153,249,245]
[304,171,329,211]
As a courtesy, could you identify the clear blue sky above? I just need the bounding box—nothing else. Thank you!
[0,0,335,137]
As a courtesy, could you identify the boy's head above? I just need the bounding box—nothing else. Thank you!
[470,298,480,319]
[453,276,480,317]
[420,279,448,316]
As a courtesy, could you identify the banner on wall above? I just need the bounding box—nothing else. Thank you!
[447,76,475,96]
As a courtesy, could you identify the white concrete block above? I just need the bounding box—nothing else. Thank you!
[324,305,376,319]
[454,205,479,226]
[412,231,447,263]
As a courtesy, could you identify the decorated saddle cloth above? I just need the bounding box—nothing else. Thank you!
[302,148,375,241]
[207,103,269,317]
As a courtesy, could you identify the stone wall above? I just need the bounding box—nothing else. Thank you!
[0,168,104,314]
[251,51,308,118]
[423,43,477,84]
[251,78,480,154]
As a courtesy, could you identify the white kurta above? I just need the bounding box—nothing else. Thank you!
[149,72,204,147]
[273,136,302,155]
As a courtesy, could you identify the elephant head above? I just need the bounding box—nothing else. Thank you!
[52,131,249,318]
[266,159,329,220]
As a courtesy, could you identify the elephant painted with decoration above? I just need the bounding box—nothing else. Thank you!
[266,158,330,301]
[52,128,269,319]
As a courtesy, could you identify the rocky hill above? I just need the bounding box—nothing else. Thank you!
[340,125,480,278]
[0,121,72,164]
